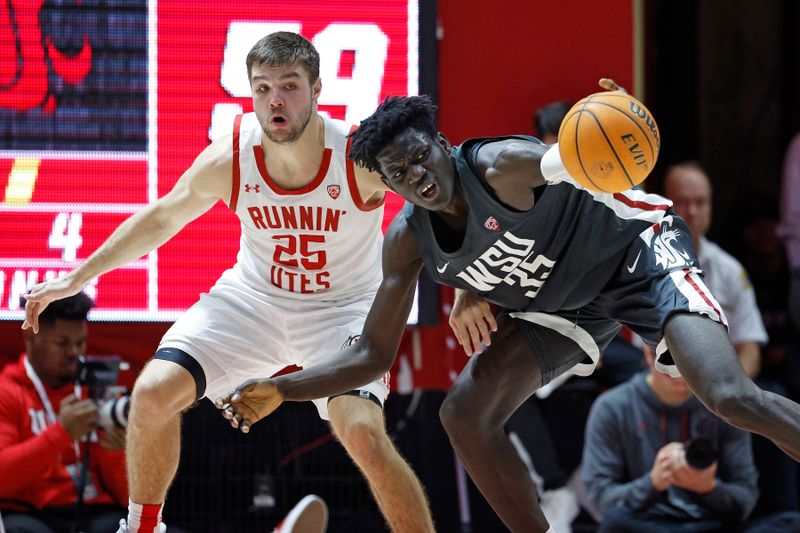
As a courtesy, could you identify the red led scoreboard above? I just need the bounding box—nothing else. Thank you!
[0,0,418,321]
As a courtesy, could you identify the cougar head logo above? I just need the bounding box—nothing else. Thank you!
[652,217,691,270]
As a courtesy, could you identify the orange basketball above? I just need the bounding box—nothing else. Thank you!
[557,92,660,193]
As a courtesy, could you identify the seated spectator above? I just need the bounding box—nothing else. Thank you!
[0,293,128,533]
[581,347,800,532]
[664,162,767,377]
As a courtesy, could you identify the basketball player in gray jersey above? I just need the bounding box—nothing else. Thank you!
[219,90,800,532]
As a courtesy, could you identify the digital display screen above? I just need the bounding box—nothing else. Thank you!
[0,0,418,321]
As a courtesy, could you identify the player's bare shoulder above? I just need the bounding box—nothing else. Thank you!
[181,133,235,202]
[353,164,389,206]
[479,138,548,189]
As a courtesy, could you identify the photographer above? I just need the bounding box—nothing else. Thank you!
[580,346,800,532]
[0,293,127,533]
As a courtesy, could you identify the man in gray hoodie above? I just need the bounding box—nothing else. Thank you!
[581,348,800,531]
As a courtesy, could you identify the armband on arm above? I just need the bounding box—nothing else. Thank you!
[540,144,569,184]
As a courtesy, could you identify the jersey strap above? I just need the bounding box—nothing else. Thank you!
[345,124,385,211]
[229,113,243,212]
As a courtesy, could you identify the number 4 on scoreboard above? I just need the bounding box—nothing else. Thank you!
[48,212,83,262]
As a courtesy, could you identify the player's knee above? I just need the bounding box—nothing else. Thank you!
[703,384,764,426]
[130,380,175,422]
[130,366,194,421]
[439,392,476,442]
[336,418,389,465]
[438,396,460,431]
[716,389,765,425]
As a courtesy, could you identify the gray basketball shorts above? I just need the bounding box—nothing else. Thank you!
[509,213,727,383]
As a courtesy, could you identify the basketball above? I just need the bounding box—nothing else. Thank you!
[557,91,660,193]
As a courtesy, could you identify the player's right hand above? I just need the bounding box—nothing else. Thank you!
[598,77,628,94]
[215,379,284,433]
[58,395,99,440]
[22,276,82,333]
[450,289,497,357]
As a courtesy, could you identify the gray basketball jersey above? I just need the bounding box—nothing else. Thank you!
[405,136,680,313]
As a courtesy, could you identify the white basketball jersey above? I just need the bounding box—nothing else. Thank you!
[228,113,384,301]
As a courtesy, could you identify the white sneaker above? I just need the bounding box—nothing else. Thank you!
[273,494,329,533]
[539,486,579,533]
[116,519,167,533]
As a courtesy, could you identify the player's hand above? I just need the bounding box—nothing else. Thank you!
[450,289,497,357]
[58,395,99,440]
[99,426,127,450]
[215,379,284,433]
[598,78,628,94]
[22,276,82,333]
[650,441,683,492]
[669,446,718,494]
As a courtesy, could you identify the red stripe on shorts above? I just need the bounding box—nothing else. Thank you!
[684,270,722,320]
[613,192,670,212]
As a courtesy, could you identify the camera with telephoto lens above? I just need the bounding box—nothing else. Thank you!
[75,355,131,429]
[685,438,718,469]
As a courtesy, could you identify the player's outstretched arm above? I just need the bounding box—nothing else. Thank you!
[23,139,232,332]
[217,216,424,433]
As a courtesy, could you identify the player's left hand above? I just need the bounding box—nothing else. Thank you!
[215,379,284,433]
[598,78,628,94]
[99,426,127,450]
[22,275,83,333]
[450,289,497,357]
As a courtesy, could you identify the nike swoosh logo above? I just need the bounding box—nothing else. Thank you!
[437,262,450,274]
[627,250,642,273]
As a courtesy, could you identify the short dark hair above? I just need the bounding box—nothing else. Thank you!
[663,160,711,194]
[665,160,707,176]
[533,100,572,138]
[349,95,439,174]
[246,31,320,82]
[22,292,95,327]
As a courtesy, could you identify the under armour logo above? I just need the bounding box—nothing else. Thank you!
[327,185,341,199]
[484,216,500,232]
[341,335,361,349]
[244,184,260,193]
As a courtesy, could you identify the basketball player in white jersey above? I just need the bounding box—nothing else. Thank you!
[22,32,435,533]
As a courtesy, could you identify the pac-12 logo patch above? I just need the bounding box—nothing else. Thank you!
[484,216,500,232]
[327,185,341,199]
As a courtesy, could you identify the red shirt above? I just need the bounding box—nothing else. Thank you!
[0,354,128,509]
